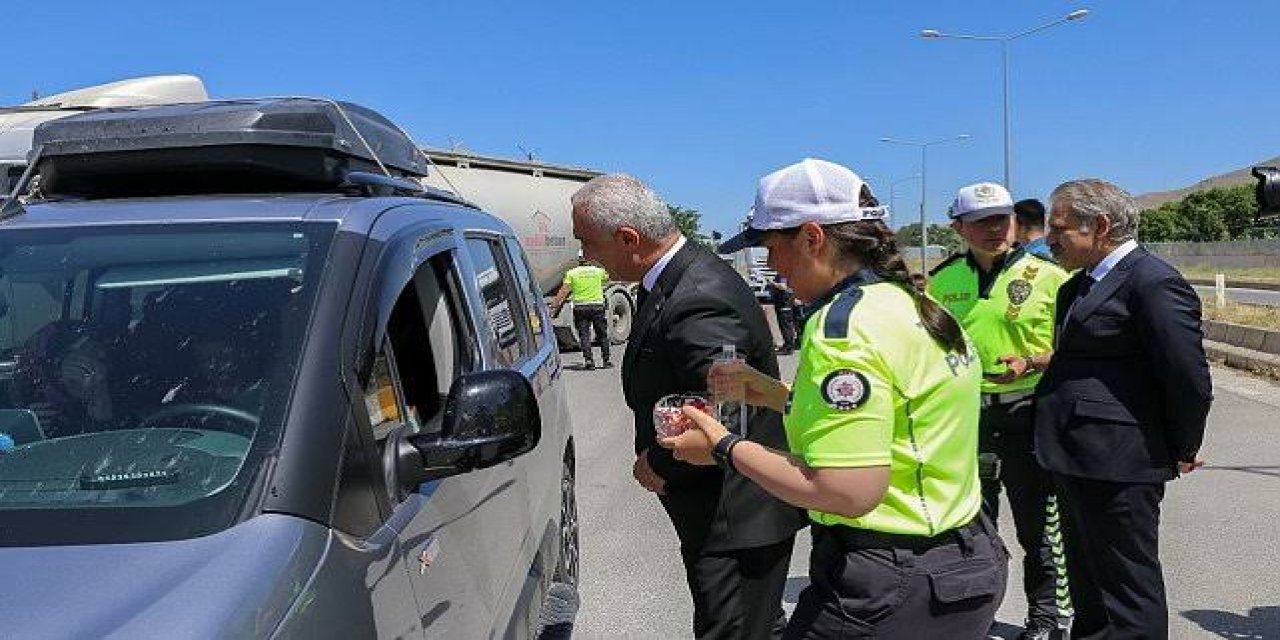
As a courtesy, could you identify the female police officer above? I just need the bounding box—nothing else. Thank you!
[660,158,1007,638]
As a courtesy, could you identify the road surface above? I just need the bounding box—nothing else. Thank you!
[568,346,1280,639]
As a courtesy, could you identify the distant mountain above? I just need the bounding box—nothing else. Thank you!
[1134,156,1278,210]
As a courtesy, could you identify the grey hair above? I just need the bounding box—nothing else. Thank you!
[571,174,676,242]
[1050,178,1139,242]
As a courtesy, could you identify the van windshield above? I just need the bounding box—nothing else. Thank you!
[0,222,333,546]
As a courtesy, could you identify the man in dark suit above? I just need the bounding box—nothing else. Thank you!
[1036,178,1213,640]
[570,174,806,640]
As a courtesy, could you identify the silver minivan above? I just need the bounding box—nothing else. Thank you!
[0,99,578,638]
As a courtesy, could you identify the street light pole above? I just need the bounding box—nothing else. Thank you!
[880,135,970,275]
[921,9,1089,192]
[1002,40,1011,190]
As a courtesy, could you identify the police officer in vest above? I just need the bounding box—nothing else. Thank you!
[551,253,612,369]
[661,158,1007,638]
[928,183,1071,640]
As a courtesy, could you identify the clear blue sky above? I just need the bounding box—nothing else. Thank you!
[7,1,1276,237]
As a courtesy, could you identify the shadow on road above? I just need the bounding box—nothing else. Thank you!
[1201,465,1280,479]
[1183,606,1280,638]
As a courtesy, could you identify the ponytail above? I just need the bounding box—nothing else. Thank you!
[822,220,969,357]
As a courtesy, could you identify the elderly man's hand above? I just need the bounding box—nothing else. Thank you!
[1178,458,1205,475]
[632,449,667,495]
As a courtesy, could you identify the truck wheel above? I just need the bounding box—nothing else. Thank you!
[607,289,632,345]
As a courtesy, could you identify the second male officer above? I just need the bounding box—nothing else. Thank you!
[551,253,612,369]
[929,182,1071,640]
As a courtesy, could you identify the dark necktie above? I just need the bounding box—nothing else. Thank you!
[1078,275,1096,299]
[636,286,649,310]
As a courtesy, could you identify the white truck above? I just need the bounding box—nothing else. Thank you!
[1,75,638,348]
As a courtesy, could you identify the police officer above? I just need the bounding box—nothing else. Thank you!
[551,253,612,369]
[928,183,1071,640]
[662,158,1007,638]
[766,276,798,354]
[1015,198,1055,261]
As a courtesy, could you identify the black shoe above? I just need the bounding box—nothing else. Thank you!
[582,362,595,370]
[1017,619,1063,640]
[600,362,614,369]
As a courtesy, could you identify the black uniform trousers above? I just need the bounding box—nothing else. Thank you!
[768,294,799,352]
[785,517,1007,639]
[1054,474,1167,640]
[979,394,1066,625]
[679,536,795,640]
[572,304,610,365]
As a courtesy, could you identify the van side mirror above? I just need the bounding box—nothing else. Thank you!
[387,369,541,492]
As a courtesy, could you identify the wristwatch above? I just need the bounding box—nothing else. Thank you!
[712,433,743,471]
[1022,355,1038,374]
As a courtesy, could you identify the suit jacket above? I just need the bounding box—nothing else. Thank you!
[623,241,806,553]
[1034,246,1212,483]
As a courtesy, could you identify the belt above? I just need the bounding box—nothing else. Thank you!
[814,514,991,553]
[980,389,1035,408]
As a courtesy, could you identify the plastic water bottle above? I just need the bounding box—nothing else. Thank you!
[714,344,748,435]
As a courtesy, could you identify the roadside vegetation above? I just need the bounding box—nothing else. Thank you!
[1179,265,1280,285]
[1200,298,1280,329]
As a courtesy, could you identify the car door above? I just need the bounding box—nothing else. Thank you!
[358,215,530,635]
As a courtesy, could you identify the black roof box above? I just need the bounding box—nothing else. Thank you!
[31,98,427,198]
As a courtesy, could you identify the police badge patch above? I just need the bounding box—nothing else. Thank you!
[820,369,870,410]
[1006,279,1032,305]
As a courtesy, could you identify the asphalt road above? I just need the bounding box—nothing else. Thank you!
[1194,285,1280,307]
[567,346,1280,639]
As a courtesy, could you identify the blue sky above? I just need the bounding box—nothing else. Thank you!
[7,1,1275,237]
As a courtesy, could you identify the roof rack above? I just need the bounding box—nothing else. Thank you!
[27,98,435,200]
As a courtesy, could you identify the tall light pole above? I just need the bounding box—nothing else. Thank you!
[921,8,1089,192]
[880,135,970,275]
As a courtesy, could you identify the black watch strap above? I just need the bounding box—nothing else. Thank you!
[712,433,743,471]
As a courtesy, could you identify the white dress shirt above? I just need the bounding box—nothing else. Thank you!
[642,235,687,291]
[1089,239,1139,284]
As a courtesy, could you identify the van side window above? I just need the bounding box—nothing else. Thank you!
[362,346,405,441]
[464,237,533,367]
[379,252,470,435]
[502,237,548,352]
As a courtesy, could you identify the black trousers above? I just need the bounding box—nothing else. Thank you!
[785,518,1007,639]
[1054,474,1167,640]
[772,302,798,350]
[572,305,610,364]
[680,537,795,640]
[979,396,1069,625]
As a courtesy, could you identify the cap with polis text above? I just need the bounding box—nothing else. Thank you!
[717,158,886,254]
[948,182,1014,222]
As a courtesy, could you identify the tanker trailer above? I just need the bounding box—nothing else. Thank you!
[421,150,638,347]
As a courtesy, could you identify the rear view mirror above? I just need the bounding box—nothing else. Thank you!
[388,369,541,491]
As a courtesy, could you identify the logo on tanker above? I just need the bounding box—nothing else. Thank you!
[521,209,568,249]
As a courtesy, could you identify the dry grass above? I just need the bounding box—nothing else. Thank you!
[1201,298,1280,329]
[1179,265,1280,284]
